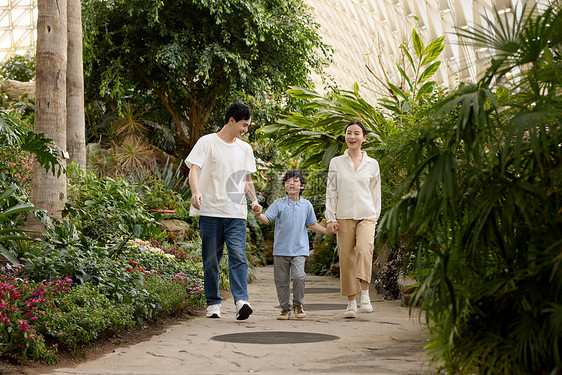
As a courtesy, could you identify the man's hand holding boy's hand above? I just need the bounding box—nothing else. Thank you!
[251,201,262,215]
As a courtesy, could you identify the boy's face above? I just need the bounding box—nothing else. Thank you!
[229,116,251,138]
[283,177,302,195]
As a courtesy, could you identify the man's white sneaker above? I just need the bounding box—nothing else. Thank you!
[235,300,253,320]
[206,304,221,318]
[343,304,357,318]
[359,295,373,313]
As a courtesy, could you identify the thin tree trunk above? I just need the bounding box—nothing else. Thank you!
[67,0,86,170]
[31,0,68,223]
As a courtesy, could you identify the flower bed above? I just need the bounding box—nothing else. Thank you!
[1,239,208,364]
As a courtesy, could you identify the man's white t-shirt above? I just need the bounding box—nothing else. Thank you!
[185,134,257,219]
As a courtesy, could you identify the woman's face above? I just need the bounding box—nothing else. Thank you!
[345,124,366,150]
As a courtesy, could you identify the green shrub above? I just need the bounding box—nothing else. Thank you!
[311,236,337,276]
[65,167,160,242]
[0,54,35,82]
[45,284,134,351]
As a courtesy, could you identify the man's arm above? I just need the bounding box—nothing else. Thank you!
[188,165,203,210]
[245,173,262,214]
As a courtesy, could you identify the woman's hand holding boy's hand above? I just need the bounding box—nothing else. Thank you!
[327,222,339,235]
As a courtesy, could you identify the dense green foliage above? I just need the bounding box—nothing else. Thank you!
[82,0,330,157]
[0,54,35,82]
[380,5,562,374]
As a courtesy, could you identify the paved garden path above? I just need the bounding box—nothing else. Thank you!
[47,266,431,374]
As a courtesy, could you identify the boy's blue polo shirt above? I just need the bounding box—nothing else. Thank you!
[265,196,317,257]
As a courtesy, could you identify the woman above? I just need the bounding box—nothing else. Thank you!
[325,121,381,318]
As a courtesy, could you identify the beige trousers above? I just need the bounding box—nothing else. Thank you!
[336,219,377,297]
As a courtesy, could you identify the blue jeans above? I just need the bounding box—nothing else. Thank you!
[199,216,249,306]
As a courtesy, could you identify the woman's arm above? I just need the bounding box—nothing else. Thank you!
[325,160,338,222]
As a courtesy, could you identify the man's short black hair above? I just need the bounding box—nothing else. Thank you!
[225,102,252,124]
[282,169,307,196]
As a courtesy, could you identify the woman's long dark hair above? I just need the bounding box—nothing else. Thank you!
[345,121,367,136]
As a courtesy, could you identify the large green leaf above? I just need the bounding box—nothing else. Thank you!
[412,28,424,58]
[420,36,445,66]
[0,244,20,265]
[416,61,441,85]
[415,81,437,101]
[387,81,409,100]
[396,63,413,91]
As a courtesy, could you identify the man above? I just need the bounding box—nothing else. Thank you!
[185,102,262,320]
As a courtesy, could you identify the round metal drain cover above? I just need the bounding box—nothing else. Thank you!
[211,331,339,344]
[304,303,348,311]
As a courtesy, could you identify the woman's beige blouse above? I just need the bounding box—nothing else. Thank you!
[325,149,381,222]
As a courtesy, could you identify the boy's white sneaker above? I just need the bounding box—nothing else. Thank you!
[235,300,253,320]
[206,304,221,318]
[358,295,373,313]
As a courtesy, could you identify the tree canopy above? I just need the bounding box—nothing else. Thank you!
[82,0,330,158]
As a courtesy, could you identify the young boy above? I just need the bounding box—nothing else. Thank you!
[254,170,327,320]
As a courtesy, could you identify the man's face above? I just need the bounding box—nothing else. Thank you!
[230,117,251,138]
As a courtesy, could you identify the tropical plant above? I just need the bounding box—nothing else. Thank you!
[113,136,154,172]
[379,4,562,374]
[149,157,190,201]
[111,102,154,140]
[0,184,41,264]
[378,28,445,115]
[0,108,60,178]
[259,84,387,168]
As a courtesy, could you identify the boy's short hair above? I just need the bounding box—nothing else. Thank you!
[282,169,306,196]
[225,102,252,124]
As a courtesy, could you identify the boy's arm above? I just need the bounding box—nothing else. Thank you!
[254,213,271,224]
[307,223,328,235]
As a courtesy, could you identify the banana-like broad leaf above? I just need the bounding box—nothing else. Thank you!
[0,244,20,265]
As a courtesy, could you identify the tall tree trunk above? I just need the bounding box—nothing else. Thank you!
[66,0,86,170]
[31,0,68,223]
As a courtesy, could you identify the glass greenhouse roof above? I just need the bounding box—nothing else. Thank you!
[0,0,551,102]
[305,0,550,102]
